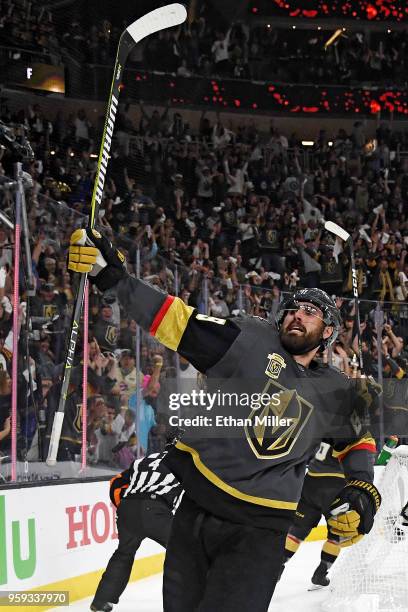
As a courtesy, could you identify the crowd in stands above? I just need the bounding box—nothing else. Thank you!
[0,95,407,475]
[2,0,407,87]
[83,20,408,86]
[242,27,408,85]
[0,0,60,62]
[50,4,408,86]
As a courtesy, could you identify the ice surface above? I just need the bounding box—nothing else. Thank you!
[50,541,331,611]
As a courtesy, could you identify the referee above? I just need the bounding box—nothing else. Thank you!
[91,451,182,612]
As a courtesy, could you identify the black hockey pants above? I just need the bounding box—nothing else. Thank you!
[93,496,172,605]
[163,495,287,612]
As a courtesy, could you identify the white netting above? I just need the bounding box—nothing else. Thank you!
[322,446,408,612]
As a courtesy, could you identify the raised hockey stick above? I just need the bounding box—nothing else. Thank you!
[324,220,363,371]
[46,3,187,466]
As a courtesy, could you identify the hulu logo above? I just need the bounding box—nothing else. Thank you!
[0,495,36,584]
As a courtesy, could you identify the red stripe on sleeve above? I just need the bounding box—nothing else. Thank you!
[338,442,376,462]
[150,295,175,336]
[287,534,301,545]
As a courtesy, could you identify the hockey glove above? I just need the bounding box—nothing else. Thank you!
[68,228,127,292]
[327,479,381,548]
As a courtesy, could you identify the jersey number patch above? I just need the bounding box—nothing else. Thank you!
[196,314,227,325]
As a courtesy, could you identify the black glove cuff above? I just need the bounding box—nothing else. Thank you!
[89,266,127,292]
[346,479,382,513]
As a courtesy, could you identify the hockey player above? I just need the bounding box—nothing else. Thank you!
[90,450,182,612]
[69,229,380,612]
[283,442,348,589]
[283,377,379,589]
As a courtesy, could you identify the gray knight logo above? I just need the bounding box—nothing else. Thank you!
[245,379,314,460]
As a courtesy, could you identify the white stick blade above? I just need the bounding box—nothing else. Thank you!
[46,411,65,465]
[127,3,187,43]
[325,221,350,242]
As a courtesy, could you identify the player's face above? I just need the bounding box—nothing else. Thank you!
[280,301,333,355]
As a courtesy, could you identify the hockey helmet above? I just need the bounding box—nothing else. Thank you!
[275,288,342,349]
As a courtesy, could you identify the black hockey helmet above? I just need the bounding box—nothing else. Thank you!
[275,288,342,349]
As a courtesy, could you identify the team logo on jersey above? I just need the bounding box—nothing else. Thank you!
[73,403,83,433]
[245,379,314,460]
[105,325,118,346]
[43,304,57,319]
[266,229,277,244]
[265,353,286,380]
[350,409,362,436]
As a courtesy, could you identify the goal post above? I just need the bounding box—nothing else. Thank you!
[322,445,408,612]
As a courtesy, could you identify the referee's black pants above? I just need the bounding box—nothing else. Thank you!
[93,497,172,605]
[163,495,287,612]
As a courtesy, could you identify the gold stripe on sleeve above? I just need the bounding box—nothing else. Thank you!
[154,298,194,351]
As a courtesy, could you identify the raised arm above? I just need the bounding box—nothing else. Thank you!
[68,229,240,373]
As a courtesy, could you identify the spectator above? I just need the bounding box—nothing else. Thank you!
[128,383,156,455]
[92,301,119,352]
[209,290,229,318]
[211,28,232,75]
[95,403,122,466]
[0,370,11,454]
[110,349,140,405]
[74,109,92,151]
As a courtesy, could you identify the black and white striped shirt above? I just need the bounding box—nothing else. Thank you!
[110,451,183,510]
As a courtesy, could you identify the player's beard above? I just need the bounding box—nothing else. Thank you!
[279,321,325,355]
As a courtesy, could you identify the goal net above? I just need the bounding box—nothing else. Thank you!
[322,445,408,612]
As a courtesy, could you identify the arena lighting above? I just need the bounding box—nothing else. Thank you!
[90,153,98,158]
[250,0,408,21]
[292,25,296,29]
[324,28,343,49]
[328,141,333,146]
[50,150,55,155]
[301,140,314,146]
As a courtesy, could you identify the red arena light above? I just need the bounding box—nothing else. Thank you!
[366,4,378,19]
[370,100,381,114]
